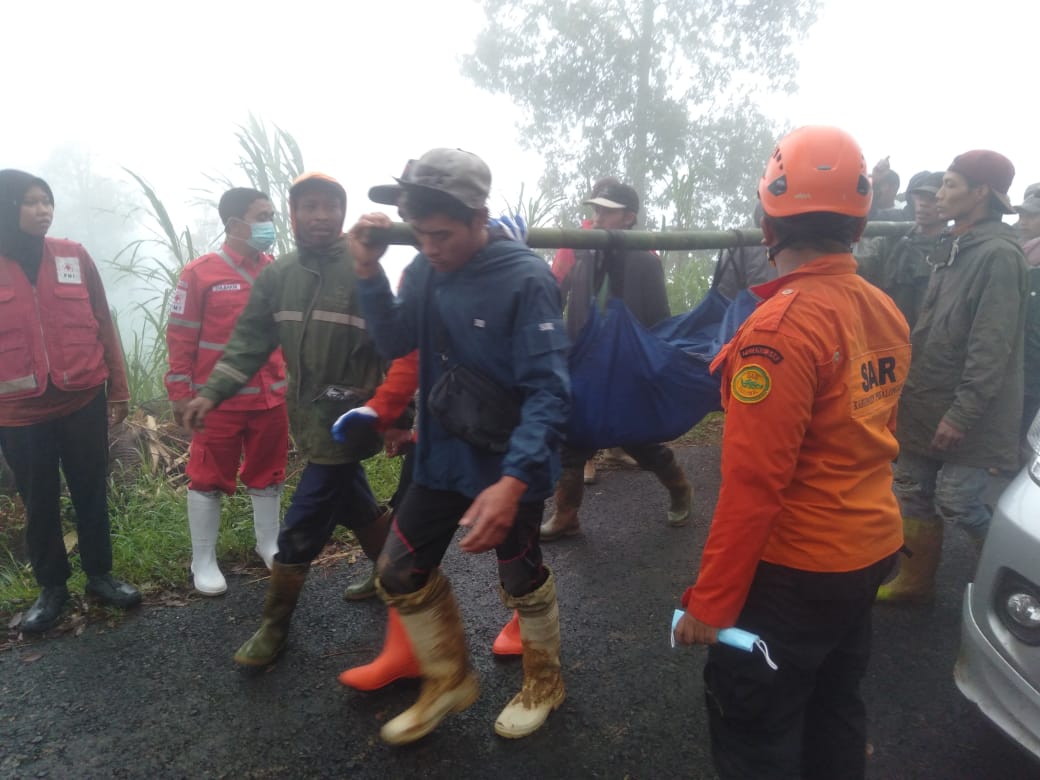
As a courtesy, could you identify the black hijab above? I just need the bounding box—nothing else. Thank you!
[0,169,54,283]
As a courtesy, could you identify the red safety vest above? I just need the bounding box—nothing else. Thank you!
[0,239,110,401]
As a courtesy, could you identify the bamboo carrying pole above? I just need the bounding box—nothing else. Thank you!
[367,221,914,251]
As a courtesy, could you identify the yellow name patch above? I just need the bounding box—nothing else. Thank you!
[731,364,772,404]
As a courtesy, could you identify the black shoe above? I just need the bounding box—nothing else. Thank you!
[85,575,142,609]
[21,585,70,634]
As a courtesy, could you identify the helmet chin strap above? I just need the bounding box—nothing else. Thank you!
[765,235,795,266]
[767,236,852,266]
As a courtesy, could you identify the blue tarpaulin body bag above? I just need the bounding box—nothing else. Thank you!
[564,287,758,450]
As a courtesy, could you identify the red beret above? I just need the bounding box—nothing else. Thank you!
[948,150,1016,214]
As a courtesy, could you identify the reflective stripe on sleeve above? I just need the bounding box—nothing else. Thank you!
[169,318,202,329]
[273,311,303,323]
[270,379,288,391]
[310,310,366,330]
[166,374,192,384]
[210,362,250,384]
[198,340,226,351]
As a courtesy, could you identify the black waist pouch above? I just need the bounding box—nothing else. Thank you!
[427,365,521,454]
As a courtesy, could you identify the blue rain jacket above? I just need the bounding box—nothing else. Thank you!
[358,237,570,502]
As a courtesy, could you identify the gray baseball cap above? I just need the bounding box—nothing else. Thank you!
[1016,183,1040,215]
[369,148,491,210]
[906,170,944,196]
[1016,196,1040,216]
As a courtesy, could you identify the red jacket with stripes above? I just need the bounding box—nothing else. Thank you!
[165,244,286,411]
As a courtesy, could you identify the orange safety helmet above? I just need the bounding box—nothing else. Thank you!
[758,126,872,219]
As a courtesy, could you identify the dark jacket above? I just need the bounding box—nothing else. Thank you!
[561,247,670,340]
[714,244,776,301]
[897,219,1028,470]
[854,226,941,330]
[358,236,570,502]
[1024,240,1040,424]
[200,235,385,465]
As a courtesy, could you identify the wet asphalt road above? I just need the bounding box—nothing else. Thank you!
[1,444,1038,779]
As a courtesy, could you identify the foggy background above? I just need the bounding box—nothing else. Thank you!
[3,0,1038,330]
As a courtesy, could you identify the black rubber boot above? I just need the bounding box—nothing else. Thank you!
[21,585,70,633]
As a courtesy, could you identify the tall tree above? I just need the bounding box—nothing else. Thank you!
[462,0,819,228]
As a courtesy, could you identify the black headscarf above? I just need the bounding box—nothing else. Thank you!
[0,169,54,283]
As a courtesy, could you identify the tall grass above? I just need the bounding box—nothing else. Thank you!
[202,113,305,259]
[107,168,196,407]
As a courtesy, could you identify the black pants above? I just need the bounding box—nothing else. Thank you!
[0,391,112,586]
[277,461,379,564]
[389,446,415,512]
[704,556,896,780]
[379,483,545,597]
[561,441,675,471]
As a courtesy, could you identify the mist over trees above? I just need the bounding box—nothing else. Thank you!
[463,0,819,229]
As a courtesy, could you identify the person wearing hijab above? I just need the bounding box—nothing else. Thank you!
[0,169,141,634]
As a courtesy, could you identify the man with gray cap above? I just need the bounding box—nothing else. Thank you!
[347,148,571,745]
[541,181,693,541]
[879,150,1028,604]
[855,170,946,329]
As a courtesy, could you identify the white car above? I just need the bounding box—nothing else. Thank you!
[955,413,1040,761]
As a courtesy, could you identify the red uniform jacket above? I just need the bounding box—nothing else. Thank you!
[165,245,286,412]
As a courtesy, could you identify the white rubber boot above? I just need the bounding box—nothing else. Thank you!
[249,486,282,570]
[187,490,227,596]
[494,571,566,738]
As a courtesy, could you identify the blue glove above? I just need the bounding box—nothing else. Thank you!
[331,406,379,442]
[489,213,528,243]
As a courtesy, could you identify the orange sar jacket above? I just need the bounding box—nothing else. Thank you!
[165,244,287,412]
[684,254,909,628]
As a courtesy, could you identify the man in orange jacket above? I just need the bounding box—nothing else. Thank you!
[166,188,289,595]
[674,127,908,778]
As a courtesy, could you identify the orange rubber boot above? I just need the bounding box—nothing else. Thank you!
[492,611,522,656]
[338,608,421,691]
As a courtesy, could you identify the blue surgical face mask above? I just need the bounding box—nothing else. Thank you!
[246,221,276,252]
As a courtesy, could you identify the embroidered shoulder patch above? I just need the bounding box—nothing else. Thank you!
[731,364,772,404]
[738,344,784,364]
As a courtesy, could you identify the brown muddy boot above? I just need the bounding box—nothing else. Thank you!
[495,570,566,739]
[876,517,943,604]
[540,467,585,541]
[344,507,392,601]
[651,460,694,527]
[234,560,309,668]
[378,570,480,745]
[603,447,638,467]
[583,459,598,485]
[343,567,378,601]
